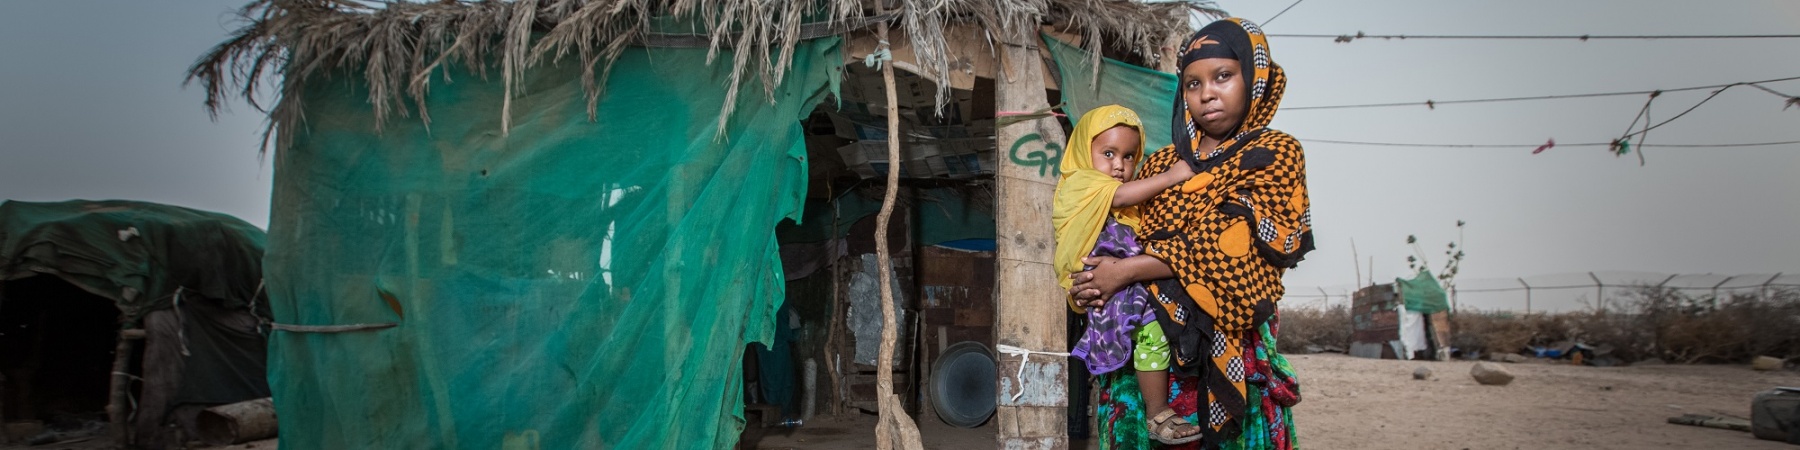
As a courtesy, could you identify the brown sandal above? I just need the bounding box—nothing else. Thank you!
[1148,409,1203,445]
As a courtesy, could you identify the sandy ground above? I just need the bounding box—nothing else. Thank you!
[746,353,1800,450]
[10,354,1793,449]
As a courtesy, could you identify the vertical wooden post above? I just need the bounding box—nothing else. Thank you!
[992,30,1069,450]
[107,328,141,445]
[872,12,924,450]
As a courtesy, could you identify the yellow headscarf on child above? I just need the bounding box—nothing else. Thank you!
[1053,105,1145,311]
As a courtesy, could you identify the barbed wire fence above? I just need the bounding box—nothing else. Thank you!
[1283,271,1800,313]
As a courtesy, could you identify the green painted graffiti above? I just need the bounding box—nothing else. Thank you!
[1008,133,1063,177]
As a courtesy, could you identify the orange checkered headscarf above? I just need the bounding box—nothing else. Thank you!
[1136,18,1314,445]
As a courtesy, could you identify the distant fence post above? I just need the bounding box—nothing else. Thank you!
[1588,272,1604,315]
[1761,273,1782,303]
[1710,276,1736,308]
[1517,277,1532,314]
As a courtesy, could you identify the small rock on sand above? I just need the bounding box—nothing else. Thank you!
[1751,356,1783,371]
[1471,362,1515,386]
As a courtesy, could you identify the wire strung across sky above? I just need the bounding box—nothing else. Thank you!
[1302,138,1800,149]
[1284,75,1800,111]
[1261,0,1305,27]
[1269,32,1800,43]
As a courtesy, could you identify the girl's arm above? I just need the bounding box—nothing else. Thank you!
[1112,162,1195,208]
[1069,255,1175,308]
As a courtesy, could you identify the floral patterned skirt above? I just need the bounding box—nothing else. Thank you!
[1093,321,1300,450]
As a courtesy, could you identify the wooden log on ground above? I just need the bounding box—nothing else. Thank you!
[195,397,278,446]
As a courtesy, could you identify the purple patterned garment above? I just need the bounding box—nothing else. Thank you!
[1070,216,1157,375]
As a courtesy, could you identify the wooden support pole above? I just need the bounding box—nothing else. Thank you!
[826,198,846,418]
[872,12,924,450]
[106,329,139,445]
[992,30,1069,450]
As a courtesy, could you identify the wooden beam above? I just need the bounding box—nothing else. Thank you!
[991,27,1069,450]
[843,25,1065,90]
[106,330,138,445]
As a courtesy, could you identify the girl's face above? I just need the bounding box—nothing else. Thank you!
[1182,57,1249,140]
[1088,125,1143,182]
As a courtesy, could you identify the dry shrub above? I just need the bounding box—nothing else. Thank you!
[1276,303,1351,353]
[1448,286,1800,364]
[1611,286,1800,363]
[1449,311,1575,357]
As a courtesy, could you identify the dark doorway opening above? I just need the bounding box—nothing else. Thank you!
[1,275,123,430]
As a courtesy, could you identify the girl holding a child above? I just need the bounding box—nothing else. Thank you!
[1059,18,1313,450]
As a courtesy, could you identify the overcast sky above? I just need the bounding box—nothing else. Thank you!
[2,1,1796,311]
[1212,0,1800,310]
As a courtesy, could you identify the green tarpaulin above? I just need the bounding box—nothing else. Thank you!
[265,38,842,449]
[1397,270,1451,314]
[1044,34,1178,153]
[0,200,267,319]
[0,199,272,409]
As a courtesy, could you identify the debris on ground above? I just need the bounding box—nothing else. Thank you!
[1492,353,1529,364]
[1668,414,1752,432]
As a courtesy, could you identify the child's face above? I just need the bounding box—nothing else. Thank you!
[1181,57,1249,140]
[1088,125,1142,183]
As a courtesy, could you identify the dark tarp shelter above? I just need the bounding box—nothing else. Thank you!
[0,199,271,447]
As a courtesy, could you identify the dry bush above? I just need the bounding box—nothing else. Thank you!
[1449,310,1576,357]
[1609,286,1800,363]
[1276,303,1351,353]
[1448,286,1800,364]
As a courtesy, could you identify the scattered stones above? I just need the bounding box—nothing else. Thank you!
[1751,356,1783,371]
[1470,362,1515,386]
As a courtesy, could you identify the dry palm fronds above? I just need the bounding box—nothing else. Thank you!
[186,0,1213,154]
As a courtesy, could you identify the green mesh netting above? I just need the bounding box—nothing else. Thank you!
[265,39,842,449]
[1045,34,1178,153]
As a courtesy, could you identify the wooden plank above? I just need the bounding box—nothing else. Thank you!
[843,25,1062,90]
[992,26,1069,448]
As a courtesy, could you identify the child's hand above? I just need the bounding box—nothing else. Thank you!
[1069,256,1128,307]
[1167,158,1196,180]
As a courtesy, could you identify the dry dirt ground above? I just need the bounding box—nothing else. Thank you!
[746,353,1800,450]
[9,354,1793,449]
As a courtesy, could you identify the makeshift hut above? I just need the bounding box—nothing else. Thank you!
[1350,271,1453,361]
[0,200,271,448]
[189,0,1210,447]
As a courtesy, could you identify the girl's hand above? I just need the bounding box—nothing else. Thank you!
[1069,256,1129,308]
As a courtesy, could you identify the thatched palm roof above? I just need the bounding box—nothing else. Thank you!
[188,0,1217,151]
